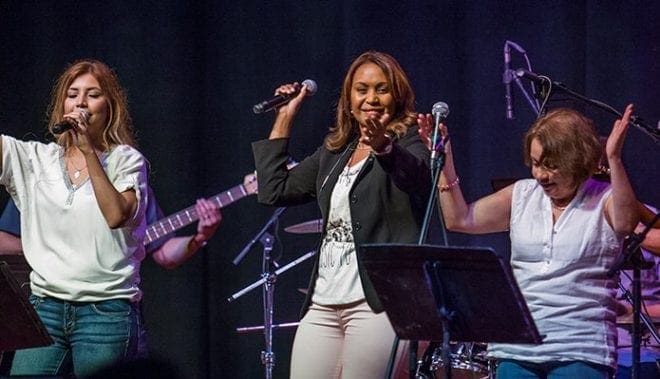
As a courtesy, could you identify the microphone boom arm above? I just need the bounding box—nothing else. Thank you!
[515,68,660,146]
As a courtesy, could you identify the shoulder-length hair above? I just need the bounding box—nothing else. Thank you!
[48,59,136,150]
[325,51,416,152]
[523,108,601,184]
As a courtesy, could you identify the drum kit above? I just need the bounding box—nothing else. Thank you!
[264,211,660,379]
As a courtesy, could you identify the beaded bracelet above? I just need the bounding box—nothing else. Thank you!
[439,177,460,192]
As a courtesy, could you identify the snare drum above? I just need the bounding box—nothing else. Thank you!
[419,342,494,379]
[393,340,494,379]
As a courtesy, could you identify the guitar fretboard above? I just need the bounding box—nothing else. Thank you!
[144,183,249,244]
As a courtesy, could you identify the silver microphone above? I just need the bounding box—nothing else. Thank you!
[430,102,450,162]
[252,79,318,114]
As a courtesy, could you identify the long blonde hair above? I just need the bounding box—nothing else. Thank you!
[48,59,136,150]
[325,51,416,152]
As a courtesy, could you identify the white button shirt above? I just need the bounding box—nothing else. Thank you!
[488,178,622,369]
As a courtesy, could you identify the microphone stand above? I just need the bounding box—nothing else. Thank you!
[419,144,452,379]
[511,76,541,116]
[388,119,450,379]
[231,206,286,379]
[607,211,660,379]
[503,40,541,118]
[233,207,286,265]
[420,119,449,246]
[515,68,660,146]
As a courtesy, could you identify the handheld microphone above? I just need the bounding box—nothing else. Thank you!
[53,109,90,134]
[252,79,317,114]
[430,102,450,162]
[503,43,514,120]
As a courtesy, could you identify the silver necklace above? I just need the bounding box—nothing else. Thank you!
[552,203,567,211]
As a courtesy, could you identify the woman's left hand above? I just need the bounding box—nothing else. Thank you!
[606,103,634,161]
[417,113,450,154]
[196,198,221,240]
[359,112,391,152]
[417,113,434,151]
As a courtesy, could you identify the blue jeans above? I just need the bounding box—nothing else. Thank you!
[496,359,613,379]
[11,295,141,377]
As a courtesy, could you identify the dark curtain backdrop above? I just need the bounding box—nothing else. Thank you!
[0,1,658,377]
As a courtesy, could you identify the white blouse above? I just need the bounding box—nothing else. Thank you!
[0,136,148,302]
[312,158,367,305]
[488,178,622,369]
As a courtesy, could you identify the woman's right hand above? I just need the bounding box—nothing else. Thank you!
[63,109,94,155]
[269,82,311,139]
[274,81,311,119]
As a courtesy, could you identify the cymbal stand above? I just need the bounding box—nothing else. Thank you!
[617,278,660,345]
[231,251,317,337]
[232,207,286,379]
[609,211,660,379]
[260,230,276,379]
[228,250,316,302]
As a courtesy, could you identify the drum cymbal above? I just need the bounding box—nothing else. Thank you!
[617,303,660,325]
[616,315,660,326]
[284,219,323,234]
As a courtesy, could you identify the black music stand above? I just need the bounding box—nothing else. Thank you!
[0,261,51,351]
[359,244,542,378]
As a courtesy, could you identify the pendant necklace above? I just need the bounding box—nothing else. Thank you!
[70,159,87,179]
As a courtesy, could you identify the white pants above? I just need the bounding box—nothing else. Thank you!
[290,300,396,379]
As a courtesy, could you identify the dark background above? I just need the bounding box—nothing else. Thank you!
[0,1,658,377]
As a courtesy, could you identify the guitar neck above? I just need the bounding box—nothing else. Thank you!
[144,183,250,245]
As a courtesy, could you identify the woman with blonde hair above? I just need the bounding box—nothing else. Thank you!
[5,59,149,376]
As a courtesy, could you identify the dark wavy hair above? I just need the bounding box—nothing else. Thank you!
[325,51,416,152]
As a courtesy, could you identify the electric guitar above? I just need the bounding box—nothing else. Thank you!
[144,161,297,245]
[144,173,258,244]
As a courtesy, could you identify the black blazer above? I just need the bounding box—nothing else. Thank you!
[252,126,431,314]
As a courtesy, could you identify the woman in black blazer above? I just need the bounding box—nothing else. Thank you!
[252,51,431,379]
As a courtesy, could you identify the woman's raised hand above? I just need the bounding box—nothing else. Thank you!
[274,81,311,119]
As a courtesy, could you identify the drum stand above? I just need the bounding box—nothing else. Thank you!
[608,211,660,379]
[231,207,286,379]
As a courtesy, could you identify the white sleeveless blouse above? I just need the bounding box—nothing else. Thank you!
[488,178,622,369]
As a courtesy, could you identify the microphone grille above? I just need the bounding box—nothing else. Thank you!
[78,109,90,121]
[302,79,318,96]
[431,102,450,118]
